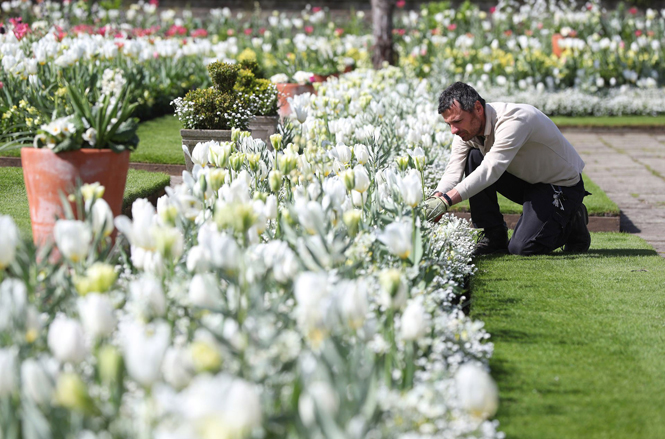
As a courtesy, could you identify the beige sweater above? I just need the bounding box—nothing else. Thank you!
[435,103,585,201]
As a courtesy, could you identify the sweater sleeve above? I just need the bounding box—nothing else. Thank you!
[434,136,472,195]
[455,114,533,200]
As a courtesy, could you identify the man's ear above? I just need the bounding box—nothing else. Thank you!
[474,100,484,116]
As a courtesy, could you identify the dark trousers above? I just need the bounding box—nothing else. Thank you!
[466,149,586,256]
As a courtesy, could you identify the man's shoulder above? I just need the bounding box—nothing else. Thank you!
[489,102,545,125]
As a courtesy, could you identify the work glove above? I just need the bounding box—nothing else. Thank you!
[424,194,450,223]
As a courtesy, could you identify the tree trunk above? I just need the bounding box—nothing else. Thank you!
[371,0,395,69]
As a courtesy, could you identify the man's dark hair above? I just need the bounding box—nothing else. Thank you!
[438,82,485,114]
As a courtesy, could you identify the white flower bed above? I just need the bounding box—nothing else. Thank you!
[0,67,504,438]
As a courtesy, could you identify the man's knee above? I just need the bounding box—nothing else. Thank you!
[507,238,552,256]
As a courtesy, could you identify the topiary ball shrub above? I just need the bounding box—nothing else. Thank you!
[178,88,234,130]
[208,62,241,93]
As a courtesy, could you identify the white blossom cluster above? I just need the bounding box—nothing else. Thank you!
[0,68,503,438]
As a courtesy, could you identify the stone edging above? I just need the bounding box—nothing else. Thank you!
[558,126,665,134]
[450,212,620,232]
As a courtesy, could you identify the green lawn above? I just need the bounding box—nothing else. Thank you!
[552,115,665,127]
[130,115,184,165]
[450,173,619,216]
[0,167,170,239]
[470,232,665,439]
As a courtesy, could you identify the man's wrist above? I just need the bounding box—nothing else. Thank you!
[441,193,453,207]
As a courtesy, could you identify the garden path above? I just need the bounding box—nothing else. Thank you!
[565,130,665,257]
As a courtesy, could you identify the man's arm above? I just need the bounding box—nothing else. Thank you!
[432,188,462,206]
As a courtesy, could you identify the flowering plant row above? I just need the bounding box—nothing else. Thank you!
[2,0,665,143]
[0,67,503,439]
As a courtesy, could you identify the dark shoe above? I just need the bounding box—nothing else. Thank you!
[473,224,509,256]
[563,204,591,252]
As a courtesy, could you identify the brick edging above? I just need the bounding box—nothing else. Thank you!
[0,156,186,176]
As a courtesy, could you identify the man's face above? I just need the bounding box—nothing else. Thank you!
[441,100,484,142]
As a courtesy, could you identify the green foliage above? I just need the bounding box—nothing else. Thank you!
[470,232,665,439]
[238,57,264,79]
[182,87,235,130]
[207,61,240,93]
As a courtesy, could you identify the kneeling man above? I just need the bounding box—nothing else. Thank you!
[427,82,590,256]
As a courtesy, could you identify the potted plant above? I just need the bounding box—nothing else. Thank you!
[173,60,279,171]
[269,71,316,117]
[21,72,139,246]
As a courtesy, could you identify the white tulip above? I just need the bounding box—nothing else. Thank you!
[0,278,27,332]
[298,381,339,426]
[0,215,19,269]
[162,346,195,390]
[378,221,413,259]
[77,293,116,338]
[120,320,171,387]
[353,165,370,193]
[455,363,499,420]
[294,199,325,235]
[400,299,430,340]
[189,273,222,308]
[0,348,18,396]
[91,198,114,237]
[21,358,56,405]
[48,315,87,364]
[198,223,240,271]
[54,220,92,263]
[265,195,278,220]
[186,245,211,273]
[337,279,368,330]
[399,170,423,208]
[129,275,166,319]
[353,144,369,164]
[334,144,352,164]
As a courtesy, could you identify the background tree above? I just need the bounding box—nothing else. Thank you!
[371,0,396,69]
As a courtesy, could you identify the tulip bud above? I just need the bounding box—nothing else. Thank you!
[208,168,228,193]
[269,133,283,151]
[353,144,369,165]
[395,155,410,172]
[268,170,282,193]
[86,262,117,294]
[98,345,123,385]
[341,169,355,191]
[80,183,105,202]
[246,153,261,172]
[353,165,370,193]
[91,198,114,237]
[378,268,407,309]
[190,340,222,373]
[54,372,93,412]
[343,209,362,237]
[229,152,245,172]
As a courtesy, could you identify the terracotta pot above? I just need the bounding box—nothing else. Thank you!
[21,148,130,246]
[180,129,233,172]
[552,33,563,57]
[275,83,316,118]
[247,115,279,149]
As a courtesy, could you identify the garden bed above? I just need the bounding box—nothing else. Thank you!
[0,167,171,238]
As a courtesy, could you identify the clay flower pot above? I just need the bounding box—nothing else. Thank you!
[551,33,563,57]
[275,83,316,117]
[21,148,130,246]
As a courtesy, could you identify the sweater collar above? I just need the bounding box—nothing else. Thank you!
[483,103,496,137]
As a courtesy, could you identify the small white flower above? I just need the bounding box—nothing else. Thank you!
[455,363,499,420]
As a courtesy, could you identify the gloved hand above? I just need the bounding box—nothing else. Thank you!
[424,194,449,223]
